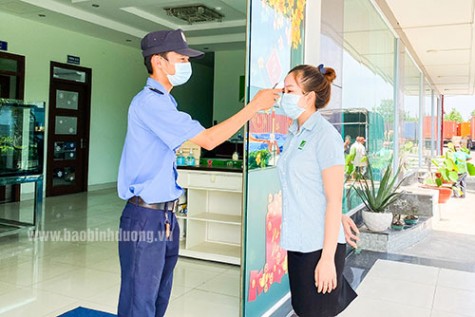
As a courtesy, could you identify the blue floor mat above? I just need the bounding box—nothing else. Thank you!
[57,307,116,317]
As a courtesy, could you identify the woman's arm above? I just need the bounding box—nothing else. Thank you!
[315,165,344,294]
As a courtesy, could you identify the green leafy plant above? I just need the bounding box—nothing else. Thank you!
[0,136,15,153]
[344,148,355,177]
[345,146,368,181]
[429,154,459,187]
[352,158,406,213]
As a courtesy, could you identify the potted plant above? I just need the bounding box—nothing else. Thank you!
[391,214,404,231]
[353,158,406,232]
[423,152,459,203]
[404,207,419,225]
[389,198,409,230]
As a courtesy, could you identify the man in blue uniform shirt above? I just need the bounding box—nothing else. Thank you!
[117,29,280,317]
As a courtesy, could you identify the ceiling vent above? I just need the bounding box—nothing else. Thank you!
[164,4,224,24]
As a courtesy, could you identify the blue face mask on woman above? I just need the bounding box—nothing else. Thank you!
[167,62,192,86]
[280,93,305,119]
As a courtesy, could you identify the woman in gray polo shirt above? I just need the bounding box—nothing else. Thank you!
[277,64,357,316]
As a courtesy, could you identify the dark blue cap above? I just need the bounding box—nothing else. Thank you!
[141,29,204,58]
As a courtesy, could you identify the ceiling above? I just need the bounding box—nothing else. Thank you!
[0,0,247,52]
[0,0,474,95]
[382,0,475,95]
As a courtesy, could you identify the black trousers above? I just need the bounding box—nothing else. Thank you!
[288,244,357,317]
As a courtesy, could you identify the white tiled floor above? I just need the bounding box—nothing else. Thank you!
[340,260,475,317]
[0,189,241,317]
[0,239,240,317]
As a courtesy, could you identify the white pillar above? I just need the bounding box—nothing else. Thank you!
[304,0,322,65]
[437,95,443,155]
[431,91,435,156]
[418,74,424,167]
[393,38,400,171]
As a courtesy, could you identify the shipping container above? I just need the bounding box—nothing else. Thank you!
[423,116,432,139]
[458,122,470,137]
[470,116,475,149]
[443,121,458,140]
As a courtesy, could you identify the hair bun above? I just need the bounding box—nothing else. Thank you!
[323,67,336,83]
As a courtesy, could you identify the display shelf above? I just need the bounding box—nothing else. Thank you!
[186,212,241,225]
[179,240,241,265]
[177,169,243,265]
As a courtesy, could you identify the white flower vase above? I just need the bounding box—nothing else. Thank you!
[362,210,393,232]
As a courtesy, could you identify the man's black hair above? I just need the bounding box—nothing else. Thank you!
[144,52,169,74]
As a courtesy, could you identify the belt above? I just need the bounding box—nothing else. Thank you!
[127,196,178,212]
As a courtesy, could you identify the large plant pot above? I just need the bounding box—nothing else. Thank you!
[437,187,452,204]
[420,185,452,204]
[362,210,393,232]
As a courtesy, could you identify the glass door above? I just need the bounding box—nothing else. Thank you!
[46,63,91,196]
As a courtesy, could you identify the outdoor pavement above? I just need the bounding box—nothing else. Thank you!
[396,175,475,264]
[339,173,475,317]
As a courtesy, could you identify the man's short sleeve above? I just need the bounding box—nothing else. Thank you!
[134,95,205,150]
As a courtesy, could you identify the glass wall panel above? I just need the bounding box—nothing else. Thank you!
[341,0,395,181]
[400,49,421,170]
[243,0,306,315]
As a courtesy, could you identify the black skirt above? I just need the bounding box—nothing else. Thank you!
[288,244,357,317]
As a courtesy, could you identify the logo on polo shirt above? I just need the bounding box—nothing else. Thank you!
[298,140,306,150]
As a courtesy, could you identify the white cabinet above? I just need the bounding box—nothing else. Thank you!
[176,169,243,265]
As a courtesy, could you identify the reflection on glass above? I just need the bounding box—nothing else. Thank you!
[55,116,77,135]
[53,141,76,160]
[53,167,76,186]
[400,49,421,171]
[56,90,79,110]
[53,67,86,83]
[342,0,395,183]
[0,99,45,176]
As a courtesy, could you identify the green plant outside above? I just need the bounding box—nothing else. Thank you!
[344,147,356,176]
[352,158,406,213]
[430,154,459,187]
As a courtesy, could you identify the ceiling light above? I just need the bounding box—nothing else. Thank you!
[164,5,225,24]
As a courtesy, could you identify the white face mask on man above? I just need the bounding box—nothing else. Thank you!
[280,93,305,119]
[166,62,192,86]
